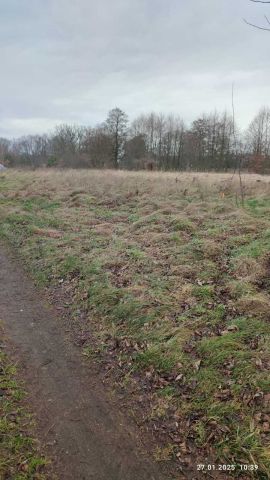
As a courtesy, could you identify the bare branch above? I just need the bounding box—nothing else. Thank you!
[243,17,270,30]
[244,0,270,30]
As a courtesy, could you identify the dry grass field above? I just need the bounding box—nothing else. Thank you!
[1,169,270,479]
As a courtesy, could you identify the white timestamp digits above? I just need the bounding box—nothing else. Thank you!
[240,464,259,471]
[197,465,216,471]
[218,465,236,471]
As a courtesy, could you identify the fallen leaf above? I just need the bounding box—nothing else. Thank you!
[262,422,270,433]
[194,360,201,371]
[19,462,29,472]
[255,359,263,369]
[227,325,238,332]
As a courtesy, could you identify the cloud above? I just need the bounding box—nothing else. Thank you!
[0,0,269,137]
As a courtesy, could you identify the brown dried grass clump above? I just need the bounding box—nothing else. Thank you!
[202,239,224,260]
[237,294,270,319]
[232,256,263,282]
[169,264,197,281]
[32,227,63,239]
[226,280,256,300]
[171,283,197,306]
[93,223,115,237]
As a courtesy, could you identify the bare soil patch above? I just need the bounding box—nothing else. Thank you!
[0,245,169,480]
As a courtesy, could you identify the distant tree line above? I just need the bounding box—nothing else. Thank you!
[1,106,270,173]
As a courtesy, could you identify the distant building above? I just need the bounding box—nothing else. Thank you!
[0,163,6,171]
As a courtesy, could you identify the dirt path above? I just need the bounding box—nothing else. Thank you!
[0,246,169,480]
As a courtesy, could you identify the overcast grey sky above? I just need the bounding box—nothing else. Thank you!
[0,0,269,137]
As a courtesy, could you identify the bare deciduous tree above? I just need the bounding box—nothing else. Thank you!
[51,125,86,167]
[105,108,128,168]
[130,113,186,170]
[83,126,113,168]
[0,138,10,163]
[246,107,270,157]
[189,112,235,171]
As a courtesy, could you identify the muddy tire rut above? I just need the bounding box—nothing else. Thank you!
[0,246,167,480]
